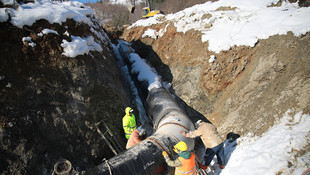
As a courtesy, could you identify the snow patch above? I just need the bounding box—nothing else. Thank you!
[0,8,9,22]
[22,36,36,47]
[209,55,216,63]
[9,0,94,28]
[41,29,59,35]
[142,24,169,39]
[219,110,310,175]
[61,36,102,57]
[128,52,162,91]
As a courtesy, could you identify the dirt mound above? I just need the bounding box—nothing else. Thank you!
[0,17,131,174]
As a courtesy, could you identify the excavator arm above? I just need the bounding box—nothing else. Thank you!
[128,0,149,14]
[127,0,163,18]
[128,0,135,13]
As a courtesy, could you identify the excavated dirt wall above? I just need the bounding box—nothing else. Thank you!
[122,23,310,138]
[0,18,133,174]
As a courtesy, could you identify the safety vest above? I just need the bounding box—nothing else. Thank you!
[123,108,136,139]
[175,152,197,175]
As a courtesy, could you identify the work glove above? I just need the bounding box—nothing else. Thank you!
[162,151,168,157]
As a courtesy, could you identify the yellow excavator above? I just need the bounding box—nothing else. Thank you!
[127,0,163,18]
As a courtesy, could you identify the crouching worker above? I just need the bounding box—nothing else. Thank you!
[162,141,197,175]
[126,125,146,149]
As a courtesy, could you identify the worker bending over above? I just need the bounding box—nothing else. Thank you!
[126,125,146,149]
[162,141,197,175]
[122,107,137,139]
[180,120,226,170]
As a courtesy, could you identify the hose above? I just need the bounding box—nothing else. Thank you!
[52,159,72,175]
[103,158,112,175]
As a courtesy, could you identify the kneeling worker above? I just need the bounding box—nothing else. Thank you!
[162,141,197,175]
[126,125,146,149]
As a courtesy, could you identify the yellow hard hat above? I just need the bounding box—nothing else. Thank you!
[173,141,188,153]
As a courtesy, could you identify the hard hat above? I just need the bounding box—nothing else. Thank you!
[137,126,146,136]
[126,107,133,113]
[173,141,188,153]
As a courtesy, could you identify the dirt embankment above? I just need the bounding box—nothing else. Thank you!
[121,23,310,138]
[0,18,132,174]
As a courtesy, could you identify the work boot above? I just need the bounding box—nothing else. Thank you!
[219,164,225,169]
[198,162,208,170]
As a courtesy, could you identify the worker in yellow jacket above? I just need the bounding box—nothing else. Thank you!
[122,107,137,139]
[162,141,197,175]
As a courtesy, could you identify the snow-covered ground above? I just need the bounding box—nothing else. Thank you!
[133,0,310,54]
[219,111,310,175]
[1,0,309,174]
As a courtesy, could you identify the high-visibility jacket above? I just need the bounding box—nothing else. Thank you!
[175,152,197,175]
[123,107,136,139]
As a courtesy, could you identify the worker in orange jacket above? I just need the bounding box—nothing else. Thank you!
[162,141,197,175]
[126,125,146,149]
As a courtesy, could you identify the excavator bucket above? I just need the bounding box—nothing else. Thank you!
[127,0,135,14]
[127,4,135,13]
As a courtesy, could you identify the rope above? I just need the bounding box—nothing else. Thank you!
[103,158,112,175]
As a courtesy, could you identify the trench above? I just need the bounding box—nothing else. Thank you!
[86,41,205,175]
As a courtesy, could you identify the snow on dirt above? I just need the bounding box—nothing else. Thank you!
[61,36,103,57]
[5,0,93,27]
[216,111,310,175]
[0,0,110,58]
[131,0,310,53]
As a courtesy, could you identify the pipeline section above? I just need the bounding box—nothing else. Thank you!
[86,41,196,175]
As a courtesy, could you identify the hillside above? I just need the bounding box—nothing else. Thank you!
[0,0,133,174]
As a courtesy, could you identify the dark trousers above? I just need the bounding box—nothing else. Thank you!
[203,142,225,166]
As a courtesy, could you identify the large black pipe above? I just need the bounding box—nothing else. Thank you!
[86,133,177,175]
[86,42,195,175]
[118,43,149,111]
